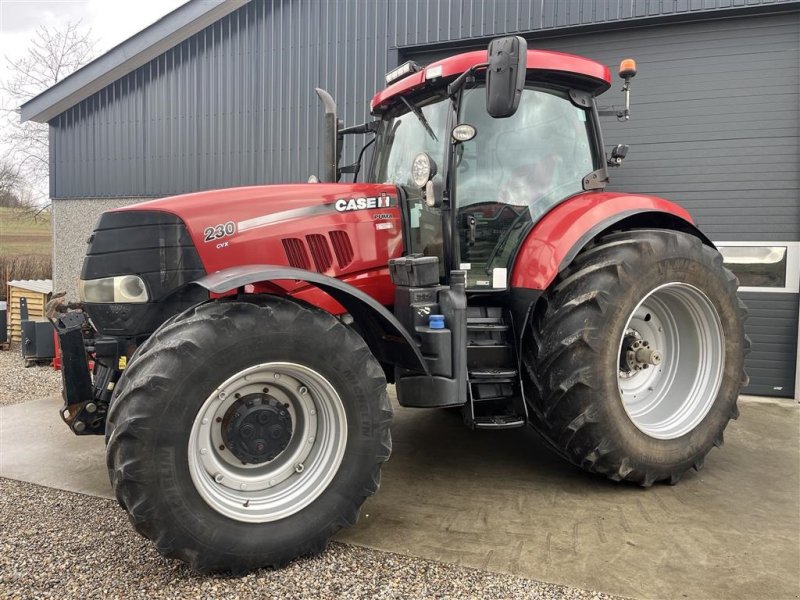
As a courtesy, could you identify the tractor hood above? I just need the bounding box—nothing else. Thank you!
[81,183,402,335]
[114,182,403,277]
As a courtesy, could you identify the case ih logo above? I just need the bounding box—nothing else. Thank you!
[334,193,393,212]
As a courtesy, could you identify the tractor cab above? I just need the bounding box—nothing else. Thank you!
[363,40,615,290]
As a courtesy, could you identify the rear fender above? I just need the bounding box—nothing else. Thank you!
[510,192,711,291]
[193,265,428,374]
[509,192,712,340]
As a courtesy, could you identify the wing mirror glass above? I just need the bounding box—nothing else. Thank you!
[486,36,527,118]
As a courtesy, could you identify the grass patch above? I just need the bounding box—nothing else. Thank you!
[0,207,52,256]
[0,207,52,300]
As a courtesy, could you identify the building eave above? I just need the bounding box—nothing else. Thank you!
[20,0,249,124]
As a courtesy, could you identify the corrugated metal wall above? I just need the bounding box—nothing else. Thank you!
[48,0,798,199]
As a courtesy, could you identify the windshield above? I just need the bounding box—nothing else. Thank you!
[369,96,449,269]
[455,85,595,288]
[370,96,448,189]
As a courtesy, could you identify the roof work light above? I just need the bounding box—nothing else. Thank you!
[385,61,422,84]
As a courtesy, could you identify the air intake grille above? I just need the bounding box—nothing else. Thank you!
[282,238,310,270]
[329,230,354,268]
[306,234,333,272]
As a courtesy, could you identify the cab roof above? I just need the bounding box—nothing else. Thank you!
[370,49,611,114]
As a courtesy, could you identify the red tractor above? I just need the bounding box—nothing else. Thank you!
[53,37,747,572]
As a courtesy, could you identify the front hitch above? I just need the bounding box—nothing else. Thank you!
[50,309,113,435]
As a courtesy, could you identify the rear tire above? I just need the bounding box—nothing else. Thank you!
[521,230,748,486]
[106,296,391,572]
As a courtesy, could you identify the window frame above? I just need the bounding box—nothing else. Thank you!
[714,241,800,294]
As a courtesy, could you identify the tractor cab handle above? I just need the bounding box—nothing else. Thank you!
[463,213,477,247]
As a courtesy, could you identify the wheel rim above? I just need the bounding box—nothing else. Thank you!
[188,362,347,523]
[616,283,725,440]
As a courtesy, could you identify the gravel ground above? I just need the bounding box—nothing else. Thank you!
[0,479,621,600]
[0,344,63,407]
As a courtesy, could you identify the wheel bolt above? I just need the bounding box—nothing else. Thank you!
[294,463,305,473]
[214,473,224,483]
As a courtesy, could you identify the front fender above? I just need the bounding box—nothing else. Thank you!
[510,191,711,291]
[193,265,428,374]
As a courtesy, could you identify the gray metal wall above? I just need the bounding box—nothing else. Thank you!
[48,0,798,199]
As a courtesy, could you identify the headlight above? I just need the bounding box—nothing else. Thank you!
[79,275,149,303]
[411,152,435,188]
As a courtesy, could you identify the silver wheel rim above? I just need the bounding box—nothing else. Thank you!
[617,283,725,440]
[188,362,347,522]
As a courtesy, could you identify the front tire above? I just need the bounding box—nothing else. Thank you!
[522,230,748,486]
[106,297,391,572]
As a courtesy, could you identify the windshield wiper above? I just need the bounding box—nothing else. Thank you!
[400,96,438,141]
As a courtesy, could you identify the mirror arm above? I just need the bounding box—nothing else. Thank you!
[339,120,380,136]
[447,63,487,97]
[339,136,376,182]
[597,106,630,121]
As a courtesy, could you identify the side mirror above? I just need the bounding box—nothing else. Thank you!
[486,36,527,118]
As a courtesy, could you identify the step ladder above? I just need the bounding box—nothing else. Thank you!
[465,307,527,429]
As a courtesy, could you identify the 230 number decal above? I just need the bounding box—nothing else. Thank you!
[203,221,236,242]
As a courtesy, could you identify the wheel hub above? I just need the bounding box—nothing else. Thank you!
[620,333,662,377]
[222,394,292,464]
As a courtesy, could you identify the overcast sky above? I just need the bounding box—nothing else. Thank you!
[0,0,188,198]
[0,0,188,102]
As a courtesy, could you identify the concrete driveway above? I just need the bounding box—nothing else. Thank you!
[1,392,798,599]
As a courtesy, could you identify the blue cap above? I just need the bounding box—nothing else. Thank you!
[429,314,445,329]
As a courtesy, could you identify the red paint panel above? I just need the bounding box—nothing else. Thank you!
[371,49,612,112]
[115,183,403,309]
[510,192,696,291]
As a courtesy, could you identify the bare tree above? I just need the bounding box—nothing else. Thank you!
[1,22,96,204]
